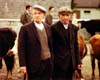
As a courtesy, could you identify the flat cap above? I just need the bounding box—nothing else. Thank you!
[58,7,72,14]
[33,5,46,13]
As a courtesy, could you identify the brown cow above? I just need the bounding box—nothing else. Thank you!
[78,34,87,79]
[73,34,87,80]
[78,34,87,59]
[89,34,100,79]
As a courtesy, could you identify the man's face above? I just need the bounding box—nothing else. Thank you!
[28,7,32,13]
[50,8,55,13]
[58,13,72,25]
[32,9,45,23]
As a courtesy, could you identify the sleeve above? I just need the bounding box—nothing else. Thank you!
[20,13,27,25]
[18,27,27,67]
[75,27,82,65]
[45,14,52,25]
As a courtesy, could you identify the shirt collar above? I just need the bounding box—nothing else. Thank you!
[34,22,44,30]
[63,24,69,29]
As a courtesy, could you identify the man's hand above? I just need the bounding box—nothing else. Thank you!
[77,64,82,70]
[20,66,27,74]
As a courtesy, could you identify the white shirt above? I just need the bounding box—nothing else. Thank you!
[63,24,69,29]
[34,22,44,30]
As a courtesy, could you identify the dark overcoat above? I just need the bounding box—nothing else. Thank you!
[18,22,53,74]
[51,21,81,71]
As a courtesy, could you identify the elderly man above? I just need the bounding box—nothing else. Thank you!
[51,6,82,80]
[18,5,53,80]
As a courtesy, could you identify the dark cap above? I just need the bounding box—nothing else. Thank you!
[58,7,72,14]
[33,5,46,13]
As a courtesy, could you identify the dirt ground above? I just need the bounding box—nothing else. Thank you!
[0,41,99,80]
[82,54,99,80]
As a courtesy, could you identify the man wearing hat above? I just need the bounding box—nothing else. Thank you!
[51,6,82,80]
[18,5,53,80]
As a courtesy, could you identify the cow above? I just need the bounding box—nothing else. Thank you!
[78,19,100,79]
[73,34,87,80]
[78,34,87,59]
[78,19,100,36]
[88,34,100,79]
[0,28,17,80]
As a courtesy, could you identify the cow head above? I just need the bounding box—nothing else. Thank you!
[78,20,96,36]
[78,21,88,29]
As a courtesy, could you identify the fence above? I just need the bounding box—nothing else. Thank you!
[0,18,90,39]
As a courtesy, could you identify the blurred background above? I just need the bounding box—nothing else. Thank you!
[0,0,100,80]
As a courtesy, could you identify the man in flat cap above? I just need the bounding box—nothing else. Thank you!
[20,4,33,25]
[18,5,53,80]
[51,6,82,80]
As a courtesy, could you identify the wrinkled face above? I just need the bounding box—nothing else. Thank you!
[58,13,72,25]
[32,9,45,23]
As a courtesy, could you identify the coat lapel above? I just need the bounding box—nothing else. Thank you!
[44,23,50,39]
[68,23,75,45]
[57,21,67,45]
[30,22,50,43]
[30,22,40,42]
